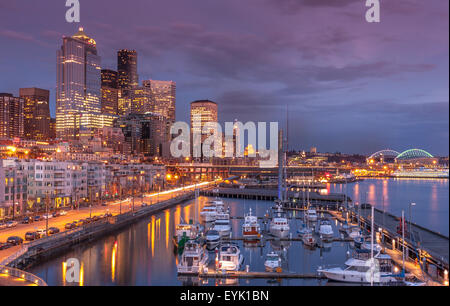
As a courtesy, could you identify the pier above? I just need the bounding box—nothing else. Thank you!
[199,270,325,279]
[331,207,449,284]
[201,187,349,207]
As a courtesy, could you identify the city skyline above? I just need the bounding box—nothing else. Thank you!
[0,0,448,155]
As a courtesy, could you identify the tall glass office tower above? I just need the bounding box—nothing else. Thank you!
[56,27,102,140]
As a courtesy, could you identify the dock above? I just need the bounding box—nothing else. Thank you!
[199,270,325,279]
[201,187,350,207]
[330,207,449,284]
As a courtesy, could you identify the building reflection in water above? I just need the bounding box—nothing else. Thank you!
[111,241,117,282]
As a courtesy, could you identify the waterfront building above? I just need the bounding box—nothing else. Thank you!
[0,93,24,139]
[19,88,51,141]
[56,27,102,140]
[0,158,166,217]
[101,69,119,115]
[0,159,27,217]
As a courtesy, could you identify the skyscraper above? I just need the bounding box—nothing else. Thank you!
[142,80,176,123]
[190,100,218,159]
[117,50,138,94]
[130,86,153,114]
[19,88,51,141]
[115,113,169,157]
[56,27,102,140]
[0,93,24,139]
[101,69,119,115]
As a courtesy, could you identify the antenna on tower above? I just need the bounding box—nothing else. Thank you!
[286,104,289,152]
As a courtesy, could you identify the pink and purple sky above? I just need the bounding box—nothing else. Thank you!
[0,0,448,155]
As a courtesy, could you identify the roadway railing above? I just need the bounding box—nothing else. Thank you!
[0,265,47,286]
[0,245,29,266]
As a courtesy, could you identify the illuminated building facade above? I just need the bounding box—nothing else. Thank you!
[190,100,218,160]
[130,86,153,114]
[142,80,176,123]
[101,69,119,115]
[19,88,51,141]
[56,27,102,140]
[49,118,56,140]
[0,93,24,139]
[117,49,138,95]
[115,113,169,157]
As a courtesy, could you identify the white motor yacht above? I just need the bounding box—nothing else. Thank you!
[205,229,221,249]
[177,241,209,274]
[347,226,363,239]
[269,206,290,238]
[305,208,318,222]
[217,243,244,271]
[264,252,282,272]
[213,219,231,237]
[318,251,397,284]
[200,205,217,222]
[319,219,334,240]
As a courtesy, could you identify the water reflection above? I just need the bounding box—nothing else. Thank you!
[328,178,448,235]
[28,178,448,285]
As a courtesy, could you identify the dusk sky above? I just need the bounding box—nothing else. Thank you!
[0,0,448,155]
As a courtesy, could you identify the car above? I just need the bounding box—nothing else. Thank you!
[48,227,60,235]
[25,231,40,241]
[7,236,23,246]
[141,203,148,208]
[52,211,60,218]
[59,210,68,216]
[34,215,42,222]
[21,216,34,224]
[104,213,112,218]
[74,220,84,227]
[6,221,18,228]
[85,217,93,223]
[101,203,107,207]
[92,215,100,222]
[36,229,48,237]
[0,222,7,229]
[42,214,53,220]
[0,242,12,250]
[65,222,76,230]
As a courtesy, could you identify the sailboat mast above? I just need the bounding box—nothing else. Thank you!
[402,209,405,278]
[371,205,374,286]
[278,129,284,201]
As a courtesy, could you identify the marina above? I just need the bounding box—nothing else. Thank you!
[22,177,449,286]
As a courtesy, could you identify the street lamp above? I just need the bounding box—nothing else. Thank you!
[409,202,416,241]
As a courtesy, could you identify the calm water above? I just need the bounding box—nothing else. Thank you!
[29,178,448,286]
[327,178,449,236]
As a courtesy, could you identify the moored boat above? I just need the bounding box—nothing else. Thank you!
[217,243,244,271]
[319,219,334,240]
[242,208,261,239]
[205,229,221,249]
[177,240,209,274]
[264,252,282,272]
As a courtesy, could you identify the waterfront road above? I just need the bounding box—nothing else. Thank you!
[0,182,213,263]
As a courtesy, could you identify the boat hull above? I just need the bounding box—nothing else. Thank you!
[270,226,290,238]
[319,268,395,284]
